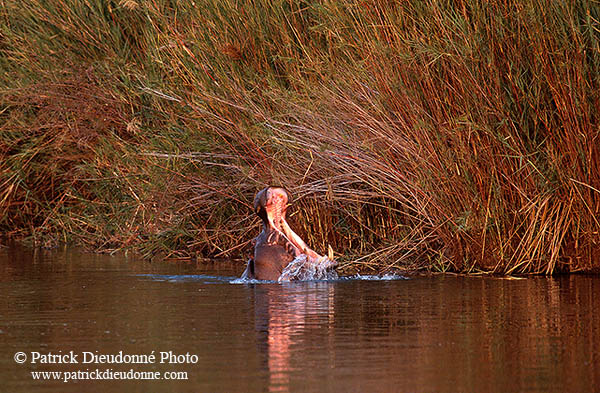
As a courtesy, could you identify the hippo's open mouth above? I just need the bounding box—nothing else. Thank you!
[265,188,287,232]
[260,187,319,259]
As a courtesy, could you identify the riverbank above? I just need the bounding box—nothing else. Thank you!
[2,1,599,273]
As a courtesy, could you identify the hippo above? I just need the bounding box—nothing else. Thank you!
[241,186,334,281]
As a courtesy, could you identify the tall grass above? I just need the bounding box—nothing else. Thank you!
[1,0,599,273]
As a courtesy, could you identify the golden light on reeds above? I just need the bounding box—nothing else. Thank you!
[1,0,599,274]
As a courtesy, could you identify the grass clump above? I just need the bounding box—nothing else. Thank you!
[1,0,599,274]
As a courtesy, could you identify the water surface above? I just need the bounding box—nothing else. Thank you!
[1,246,598,392]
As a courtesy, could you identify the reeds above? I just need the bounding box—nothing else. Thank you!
[1,0,599,273]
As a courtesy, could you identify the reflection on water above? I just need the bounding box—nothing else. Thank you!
[0,246,599,392]
[252,283,335,392]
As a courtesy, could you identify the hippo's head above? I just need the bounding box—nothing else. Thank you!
[253,186,291,232]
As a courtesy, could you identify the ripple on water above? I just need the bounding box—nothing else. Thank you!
[136,271,408,284]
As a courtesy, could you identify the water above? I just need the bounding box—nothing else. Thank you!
[1,246,598,392]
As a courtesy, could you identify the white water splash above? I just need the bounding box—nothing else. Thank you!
[278,254,338,282]
[347,273,407,281]
[230,277,265,284]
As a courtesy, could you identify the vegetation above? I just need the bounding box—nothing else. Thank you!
[1,0,599,274]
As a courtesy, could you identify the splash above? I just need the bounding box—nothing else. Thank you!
[278,254,338,282]
[344,273,408,281]
[230,277,265,284]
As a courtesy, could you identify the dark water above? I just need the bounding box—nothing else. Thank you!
[1,246,598,392]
